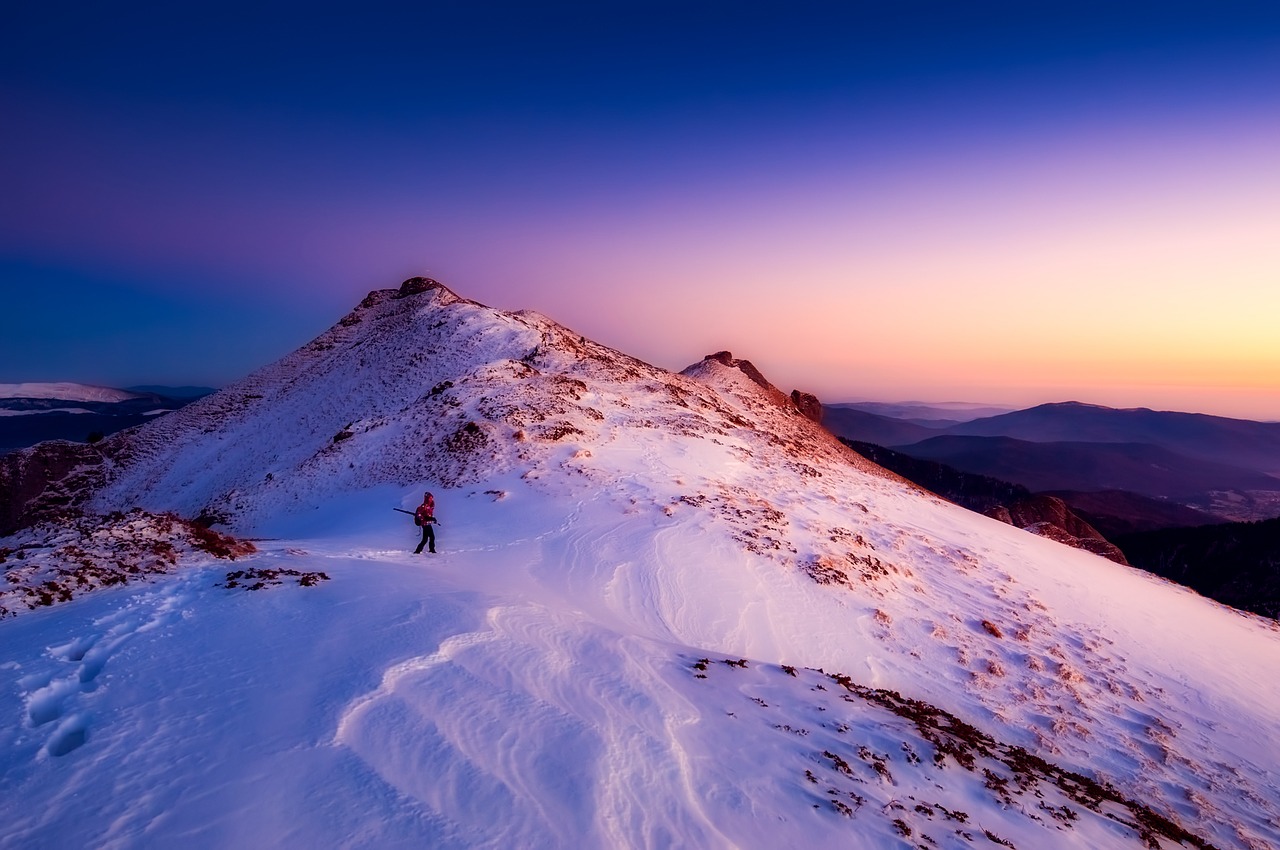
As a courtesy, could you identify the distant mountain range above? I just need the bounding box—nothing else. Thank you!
[0,382,147,404]
[826,400,1014,426]
[944,402,1280,475]
[0,383,213,454]
[125,385,219,400]
[823,400,1280,524]
[820,406,942,447]
[830,400,1280,622]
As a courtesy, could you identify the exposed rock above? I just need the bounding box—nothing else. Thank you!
[702,351,773,390]
[791,390,822,423]
[397,276,444,297]
[0,441,111,536]
[996,495,1107,541]
[987,495,1129,565]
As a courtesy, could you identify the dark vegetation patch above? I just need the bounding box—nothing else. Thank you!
[1117,516,1280,620]
[1,509,257,618]
[219,567,330,591]
[537,422,584,441]
[445,421,489,454]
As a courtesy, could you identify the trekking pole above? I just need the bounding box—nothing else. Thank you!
[392,508,415,516]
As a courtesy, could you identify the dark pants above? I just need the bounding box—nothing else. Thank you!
[415,524,436,553]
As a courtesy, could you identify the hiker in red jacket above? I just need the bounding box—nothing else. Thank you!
[413,492,437,554]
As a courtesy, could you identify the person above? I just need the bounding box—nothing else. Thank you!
[413,492,437,554]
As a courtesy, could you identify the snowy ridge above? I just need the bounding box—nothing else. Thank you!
[88,281,884,530]
[3,280,1279,848]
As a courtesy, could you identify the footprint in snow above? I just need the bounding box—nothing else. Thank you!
[46,713,90,757]
[26,677,79,727]
[17,585,194,758]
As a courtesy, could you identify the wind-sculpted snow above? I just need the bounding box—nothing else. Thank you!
[334,604,720,848]
[3,281,1279,848]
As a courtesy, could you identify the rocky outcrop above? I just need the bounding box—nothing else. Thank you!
[689,353,826,424]
[688,352,799,414]
[790,390,822,424]
[702,351,775,391]
[0,441,111,536]
[987,495,1129,565]
[397,276,445,297]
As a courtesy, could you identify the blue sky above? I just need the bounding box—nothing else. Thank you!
[3,1,1278,417]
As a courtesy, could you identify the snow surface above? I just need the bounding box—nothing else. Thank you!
[3,284,1279,849]
[0,383,145,403]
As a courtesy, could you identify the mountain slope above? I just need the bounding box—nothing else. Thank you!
[839,439,1032,514]
[839,439,1128,563]
[81,280,885,531]
[2,279,1278,849]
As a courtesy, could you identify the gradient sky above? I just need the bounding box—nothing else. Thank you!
[3,1,1278,419]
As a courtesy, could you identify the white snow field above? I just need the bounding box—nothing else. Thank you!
[2,281,1278,849]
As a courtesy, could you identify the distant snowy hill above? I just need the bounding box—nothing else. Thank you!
[0,384,198,454]
[0,382,145,404]
[2,278,1278,849]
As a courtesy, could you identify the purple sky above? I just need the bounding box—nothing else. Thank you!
[3,2,1278,419]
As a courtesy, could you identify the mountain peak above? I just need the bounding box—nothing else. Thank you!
[397,275,445,297]
[10,285,867,531]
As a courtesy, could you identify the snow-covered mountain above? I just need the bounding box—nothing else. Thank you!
[2,278,1278,849]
